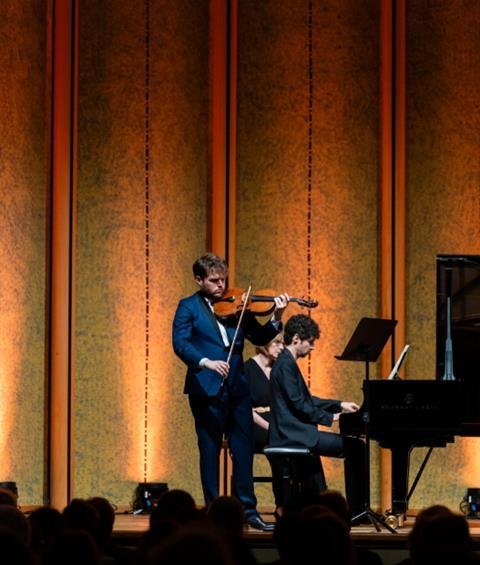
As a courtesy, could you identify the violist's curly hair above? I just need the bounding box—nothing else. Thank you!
[193,253,228,278]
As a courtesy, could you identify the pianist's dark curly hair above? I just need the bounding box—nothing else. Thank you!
[284,314,320,345]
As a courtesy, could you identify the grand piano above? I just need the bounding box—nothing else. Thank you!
[340,255,480,516]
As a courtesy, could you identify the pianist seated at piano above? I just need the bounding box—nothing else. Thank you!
[269,314,366,516]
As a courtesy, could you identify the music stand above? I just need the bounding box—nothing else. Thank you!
[336,317,397,533]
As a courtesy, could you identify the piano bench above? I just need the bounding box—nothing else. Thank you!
[263,446,319,508]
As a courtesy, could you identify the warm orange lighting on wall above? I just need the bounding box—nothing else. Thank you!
[460,440,480,487]
[0,251,26,480]
[113,254,153,483]
[0,358,15,479]
[145,303,174,483]
[109,235,167,485]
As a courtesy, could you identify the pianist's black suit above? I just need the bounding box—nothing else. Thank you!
[269,348,366,514]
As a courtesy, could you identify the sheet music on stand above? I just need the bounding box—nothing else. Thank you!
[387,344,411,380]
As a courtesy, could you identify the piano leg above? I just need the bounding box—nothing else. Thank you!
[391,446,410,516]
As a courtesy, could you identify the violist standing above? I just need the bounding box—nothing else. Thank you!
[172,253,288,531]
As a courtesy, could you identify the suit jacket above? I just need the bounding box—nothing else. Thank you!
[269,348,342,448]
[172,292,281,397]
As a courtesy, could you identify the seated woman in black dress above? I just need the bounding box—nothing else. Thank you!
[245,333,284,514]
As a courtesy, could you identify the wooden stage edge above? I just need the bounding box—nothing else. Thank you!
[111,511,480,550]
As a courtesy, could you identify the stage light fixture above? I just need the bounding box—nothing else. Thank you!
[460,488,480,518]
[132,482,168,514]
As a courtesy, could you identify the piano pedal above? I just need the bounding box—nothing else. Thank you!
[384,511,405,530]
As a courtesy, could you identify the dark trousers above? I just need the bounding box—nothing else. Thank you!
[312,431,366,515]
[189,387,257,517]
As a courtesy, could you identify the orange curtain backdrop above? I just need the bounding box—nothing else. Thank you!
[405,1,480,509]
[0,0,50,505]
[75,0,209,505]
[235,0,380,507]
[1,0,480,512]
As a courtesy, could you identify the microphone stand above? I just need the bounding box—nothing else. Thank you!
[442,267,455,381]
[350,347,397,534]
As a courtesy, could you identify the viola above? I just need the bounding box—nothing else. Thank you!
[213,287,318,318]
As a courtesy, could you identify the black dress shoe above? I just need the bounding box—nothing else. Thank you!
[246,515,275,531]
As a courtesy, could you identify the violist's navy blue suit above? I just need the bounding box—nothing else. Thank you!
[173,292,280,514]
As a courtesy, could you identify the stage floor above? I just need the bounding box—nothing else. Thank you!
[112,512,480,550]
